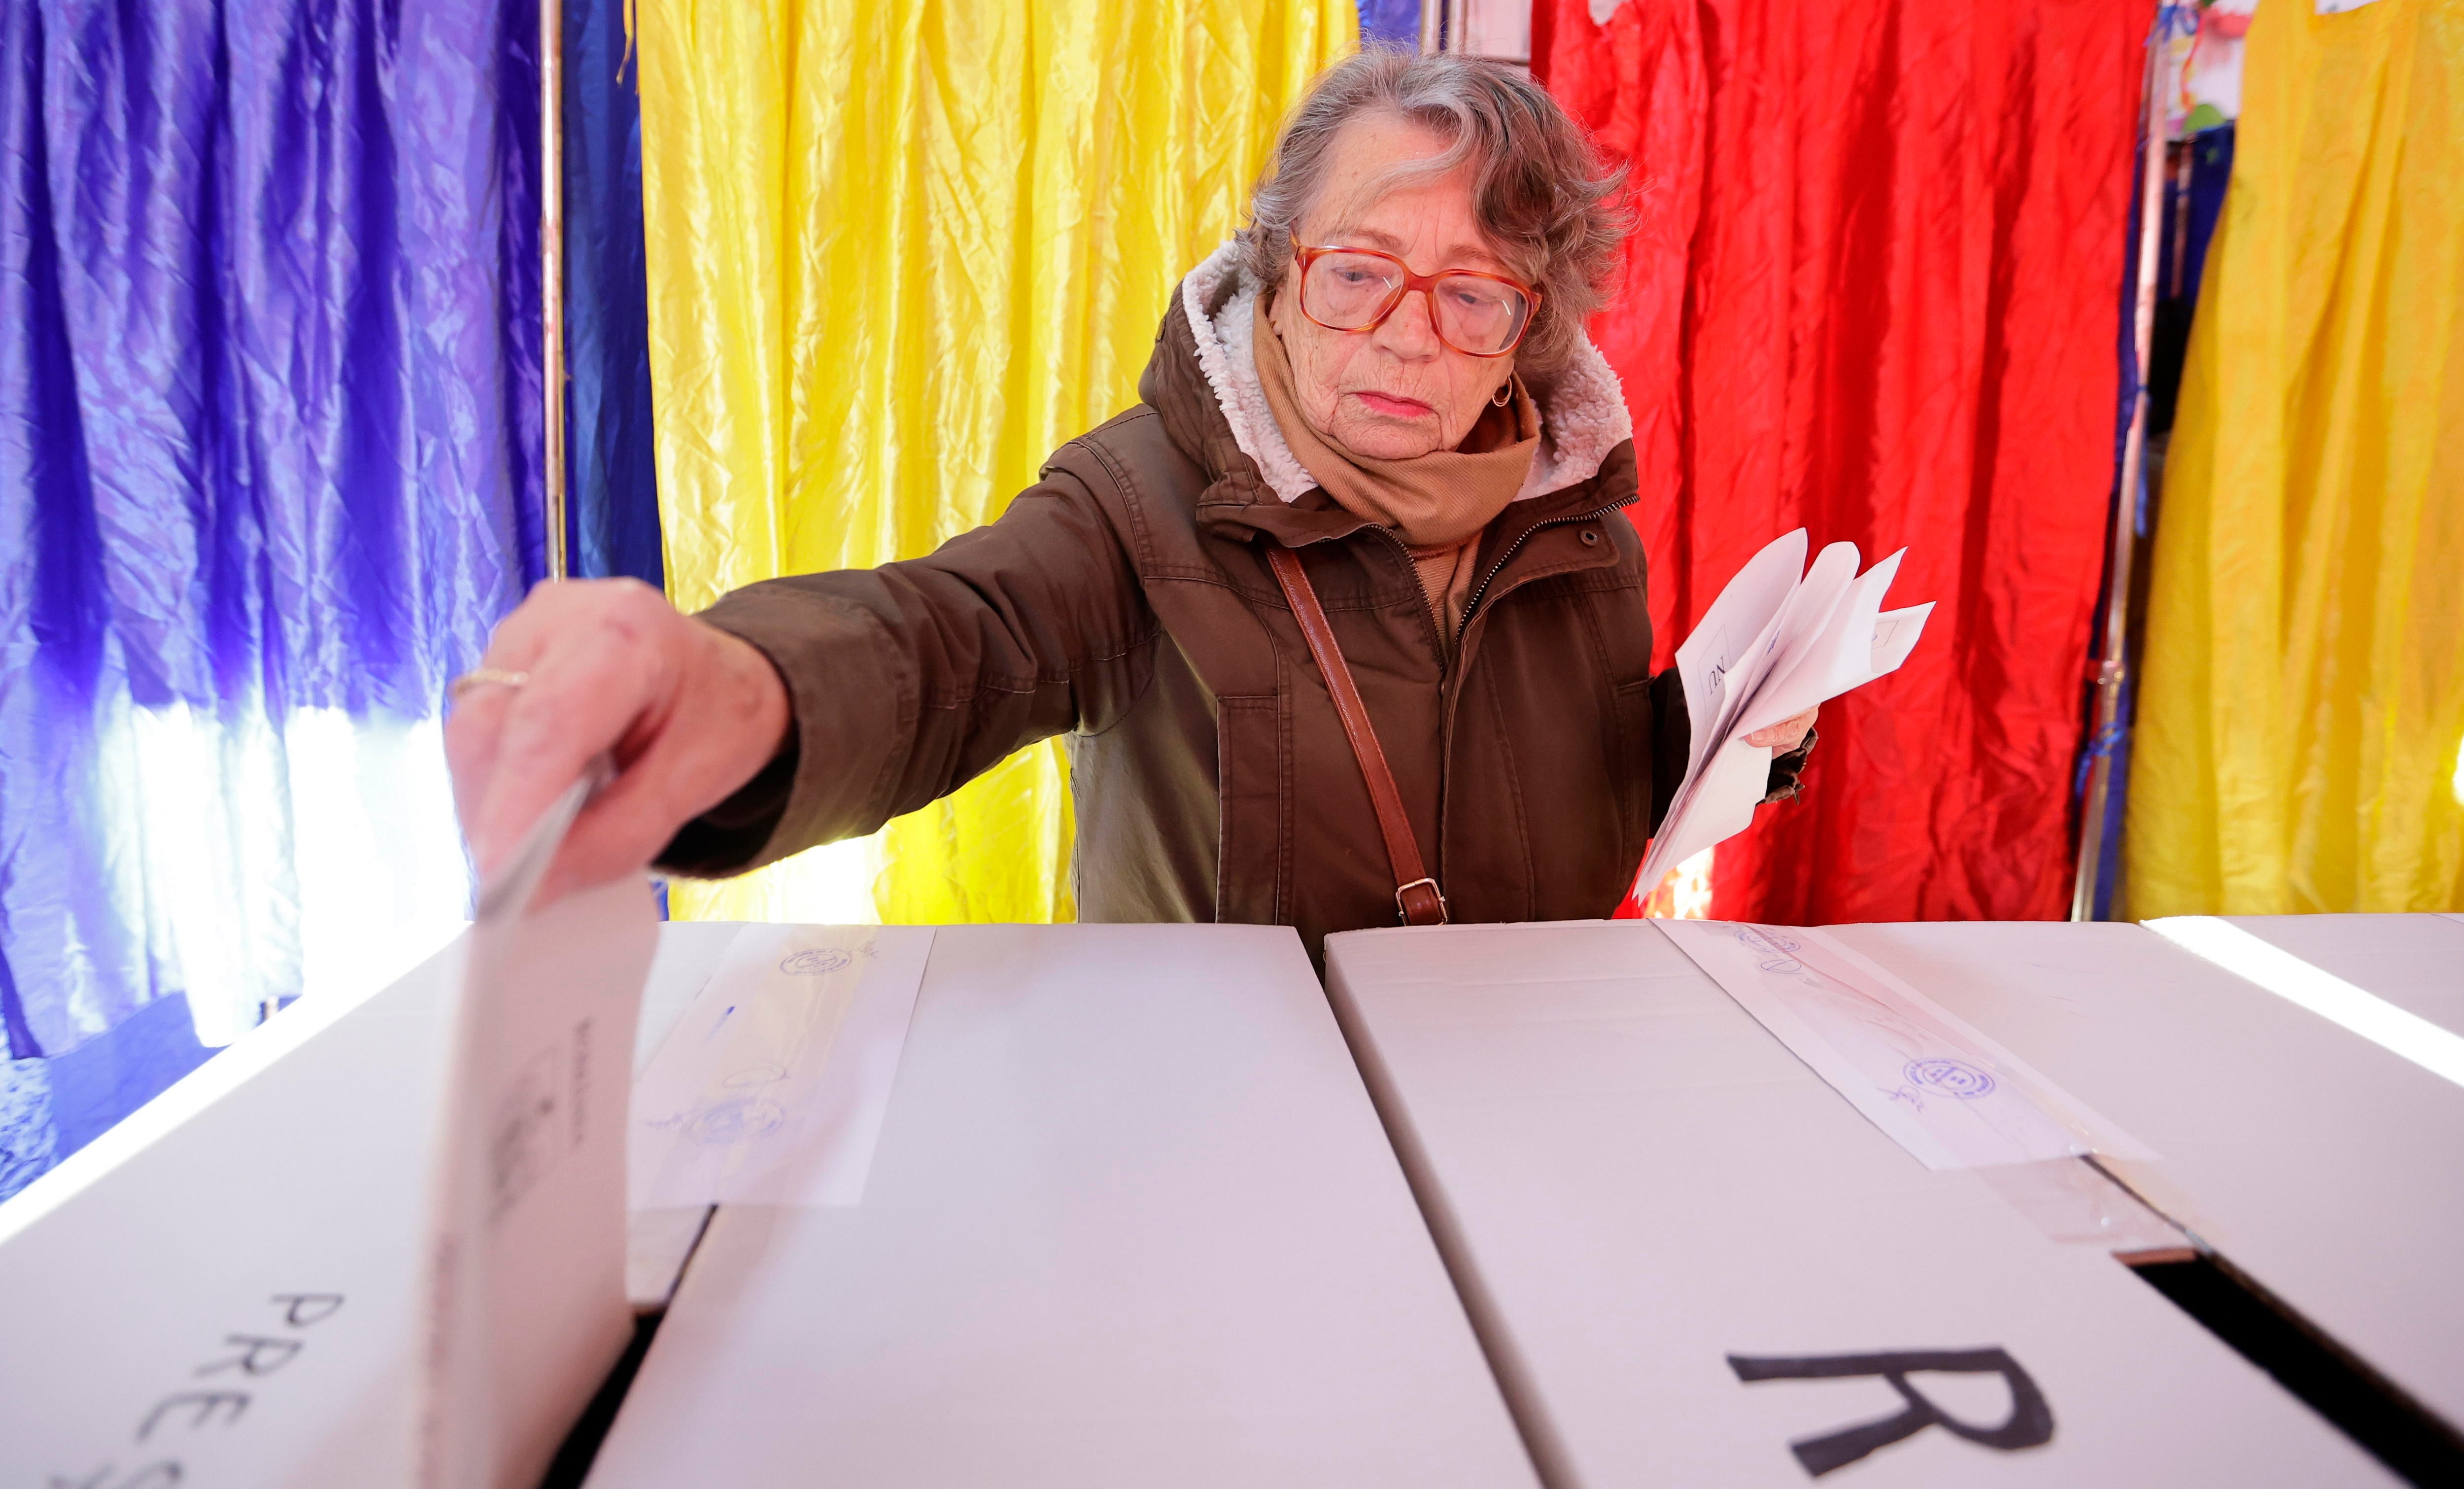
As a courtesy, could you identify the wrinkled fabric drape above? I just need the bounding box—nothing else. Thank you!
[1540,0,2148,923]
[0,0,541,1195]
[2126,0,2464,917]
[635,0,1356,926]
[562,0,663,587]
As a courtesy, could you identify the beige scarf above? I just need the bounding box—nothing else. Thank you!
[1253,295,1540,653]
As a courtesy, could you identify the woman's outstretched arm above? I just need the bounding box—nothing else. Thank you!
[446,465,1151,902]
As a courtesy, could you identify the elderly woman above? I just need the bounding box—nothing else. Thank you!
[448,51,1815,951]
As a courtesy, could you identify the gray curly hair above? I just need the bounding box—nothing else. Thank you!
[1236,48,1628,377]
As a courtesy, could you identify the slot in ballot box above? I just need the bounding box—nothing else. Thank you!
[584,923,1536,1489]
[1323,919,2393,1487]
[1829,918,2464,1435]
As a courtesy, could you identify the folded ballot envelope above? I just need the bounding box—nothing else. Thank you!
[418,779,657,1489]
[0,779,657,1489]
[1633,530,1933,901]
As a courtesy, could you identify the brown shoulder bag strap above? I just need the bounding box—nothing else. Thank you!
[1265,544,1448,926]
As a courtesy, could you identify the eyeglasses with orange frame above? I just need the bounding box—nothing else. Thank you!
[1289,237,1541,358]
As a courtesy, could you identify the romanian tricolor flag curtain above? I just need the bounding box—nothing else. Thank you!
[1537,0,2151,922]
[2126,0,2464,916]
[632,0,1356,924]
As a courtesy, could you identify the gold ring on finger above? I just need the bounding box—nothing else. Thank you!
[448,667,532,701]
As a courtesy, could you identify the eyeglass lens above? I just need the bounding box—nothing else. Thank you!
[1302,251,1530,356]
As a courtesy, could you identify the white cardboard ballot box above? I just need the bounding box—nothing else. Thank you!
[1322,919,2392,1487]
[2224,911,2464,1037]
[0,915,726,1489]
[1830,918,2464,1434]
[584,922,1537,1489]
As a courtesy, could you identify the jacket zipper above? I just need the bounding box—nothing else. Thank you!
[1431,504,1623,899]
[1459,503,1625,627]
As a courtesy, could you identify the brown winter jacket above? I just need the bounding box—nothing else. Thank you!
[660,249,1810,955]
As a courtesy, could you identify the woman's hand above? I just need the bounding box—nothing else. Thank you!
[1743,706,1818,754]
[445,579,790,905]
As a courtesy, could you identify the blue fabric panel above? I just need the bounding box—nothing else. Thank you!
[562,0,665,588]
[2148,123,2233,435]
[1358,0,1423,46]
[0,1059,56,1200]
[7,0,541,725]
[501,0,553,589]
[2,0,161,1058]
[0,0,542,1196]
[2169,124,2234,310]
[48,991,213,1157]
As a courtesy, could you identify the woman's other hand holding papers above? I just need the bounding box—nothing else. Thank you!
[1744,707,1818,753]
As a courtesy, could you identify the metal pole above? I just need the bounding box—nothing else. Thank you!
[1419,0,1443,54]
[541,0,569,582]
[2070,29,2169,921]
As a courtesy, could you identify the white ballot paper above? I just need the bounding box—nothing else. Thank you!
[419,776,658,1489]
[1633,530,1934,900]
[629,923,936,1209]
[1659,919,2153,1171]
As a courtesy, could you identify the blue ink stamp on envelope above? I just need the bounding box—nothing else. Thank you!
[1734,926,1805,972]
[780,947,854,976]
[683,1097,785,1143]
[1903,1058,1995,1100]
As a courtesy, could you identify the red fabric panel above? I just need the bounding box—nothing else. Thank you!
[1541,0,2147,922]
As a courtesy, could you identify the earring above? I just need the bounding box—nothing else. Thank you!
[1491,379,1514,408]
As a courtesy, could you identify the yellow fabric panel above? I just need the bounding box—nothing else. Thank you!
[2126,0,2464,916]
[636,0,1358,925]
